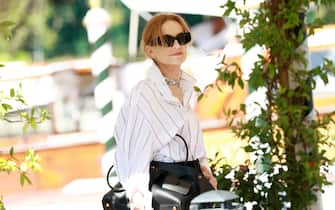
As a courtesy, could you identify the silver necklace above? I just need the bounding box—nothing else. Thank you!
[164,77,181,87]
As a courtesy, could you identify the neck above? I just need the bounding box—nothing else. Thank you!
[157,63,181,80]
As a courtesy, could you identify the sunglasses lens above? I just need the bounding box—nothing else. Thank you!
[162,35,175,47]
[152,32,191,47]
[177,32,191,45]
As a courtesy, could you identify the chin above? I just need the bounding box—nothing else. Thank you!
[167,57,186,65]
[156,56,186,66]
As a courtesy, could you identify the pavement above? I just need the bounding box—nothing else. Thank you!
[3,176,335,210]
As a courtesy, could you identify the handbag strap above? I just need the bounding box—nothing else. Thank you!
[175,134,189,161]
[106,165,114,189]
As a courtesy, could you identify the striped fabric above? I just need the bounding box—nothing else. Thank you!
[113,62,210,209]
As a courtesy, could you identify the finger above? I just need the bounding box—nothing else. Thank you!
[172,207,177,210]
[209,176,218,189]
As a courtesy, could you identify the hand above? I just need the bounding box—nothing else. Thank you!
[200,165,218,189]
[130,190,145,210]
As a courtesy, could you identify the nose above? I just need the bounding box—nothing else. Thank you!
[172,39,181,49]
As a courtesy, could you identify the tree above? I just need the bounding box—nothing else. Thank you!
[204,0,335,209]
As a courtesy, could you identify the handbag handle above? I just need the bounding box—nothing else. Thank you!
[175,134,189,161]
[107,134,188,189]
[106,165,115,189]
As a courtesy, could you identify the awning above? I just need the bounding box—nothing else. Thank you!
[120,0,263,16]
[120,0,263,58]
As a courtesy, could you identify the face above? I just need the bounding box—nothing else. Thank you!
[145,20,189,66]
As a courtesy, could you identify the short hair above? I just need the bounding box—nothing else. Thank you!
[141,13,190,49]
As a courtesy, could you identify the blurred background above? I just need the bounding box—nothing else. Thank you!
[1,0,335,209]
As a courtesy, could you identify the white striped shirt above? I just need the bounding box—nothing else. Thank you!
[113,62,210,209]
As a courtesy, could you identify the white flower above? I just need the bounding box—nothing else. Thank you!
[278,191,287,197]
[265,146,271,154]
[250,136,260,143]
[20,162,28,172]
[259,143,269,149]
[282,165,288,171]
[244,201,257,210]
[249,169,257,175]
[256,149,264,155]
[256,184,263,190]
[283,201,291,208]
[250,152,258,163]
[264,182,272,189]
[225,170,235,180]
[258,173,269,183]
[243,173,249,181]
[273,165,280,175]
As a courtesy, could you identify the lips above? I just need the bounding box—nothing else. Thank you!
[169,52,183,56]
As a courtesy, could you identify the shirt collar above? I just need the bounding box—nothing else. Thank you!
[147,61,196,105]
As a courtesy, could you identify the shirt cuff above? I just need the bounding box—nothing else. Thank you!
[122,173,152,209]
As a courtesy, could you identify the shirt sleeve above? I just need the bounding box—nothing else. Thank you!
[193,117,212,174]
[113,98,153,209]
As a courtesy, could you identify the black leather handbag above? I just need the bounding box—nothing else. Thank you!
[102,165,129,210]
[149,134,214,210]
[102,134,213,210]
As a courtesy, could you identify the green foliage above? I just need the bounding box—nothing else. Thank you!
[0,148,42,210]
[0,21,15,40]
[0,0,55,61]
[0,0,90,61]
[209,152,233,190]
[0,19,46,210]
[0,84,50,131]
[46,0,90,58]
[207,0,335,209]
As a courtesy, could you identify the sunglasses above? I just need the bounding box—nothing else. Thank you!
[150,32,191,47]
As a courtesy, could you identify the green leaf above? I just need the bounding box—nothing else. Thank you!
[9,147,14,157]
[0,21,15,28]
[2,103,13,111]
[268,64,276,80]
[30,119,37,130]
[31,108,35,118]
[222,0,236,16]
[0,21,15,40]
[240,104,246,113]
[22,122,29,133]
[319,73,329,84]
[20,172,32,186]
[10,88,15,97]
[193,86,201,93]
[244,145,253,152]
[238,78,244,89]
[197,93,204,102]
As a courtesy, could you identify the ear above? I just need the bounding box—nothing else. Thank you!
[144,45,155,59]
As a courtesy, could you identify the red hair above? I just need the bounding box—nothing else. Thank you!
[141,13,190,49]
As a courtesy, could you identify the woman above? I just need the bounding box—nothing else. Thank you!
[113,13,217,210]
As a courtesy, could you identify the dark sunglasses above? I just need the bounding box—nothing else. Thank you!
[150,32,191,47]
